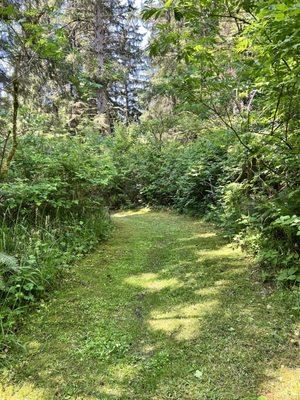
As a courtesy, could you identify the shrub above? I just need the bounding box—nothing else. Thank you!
[0,133,114,348]
[108,123,299,284]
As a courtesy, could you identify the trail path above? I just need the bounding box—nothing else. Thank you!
[0,210,298,399]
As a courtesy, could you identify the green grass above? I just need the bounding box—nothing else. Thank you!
[0,210,299,399]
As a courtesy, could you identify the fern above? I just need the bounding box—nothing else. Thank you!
[0,252,19,272]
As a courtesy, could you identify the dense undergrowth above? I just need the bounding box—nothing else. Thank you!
[0,135,113,348]
[0,122,299,349]
[0,123,299,349]
[108,124,300,284]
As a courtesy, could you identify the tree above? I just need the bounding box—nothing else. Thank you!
[65,0,148,132]
[0,0,69,177]
[111,0,148,123]
[143,0,300,156]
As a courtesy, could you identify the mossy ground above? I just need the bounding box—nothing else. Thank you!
[0,210,299,399]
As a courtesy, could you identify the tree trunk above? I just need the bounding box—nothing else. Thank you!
[94,0,111,134]
[0,63,19,179]
[124,78,130,125]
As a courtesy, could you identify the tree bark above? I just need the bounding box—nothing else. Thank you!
[124,78,130,125]
[0,62,20,179]
[94,0,111,134]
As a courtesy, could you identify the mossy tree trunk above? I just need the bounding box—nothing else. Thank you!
[0,61,20,180]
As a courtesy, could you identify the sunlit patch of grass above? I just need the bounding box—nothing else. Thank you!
[179,232,217,241]
[148,301,219,340]
[150,301,219,319]
[214,279,231,287]
[149,315,200,341]
[98,384,126,397]
[141,343,158,355]
[194,286,220,296]
[196,243,242,259]
[113,207,151,218]
[26,340,41,355]
[0,383,49,400]
[125,272,181,291]
[108,362,139,382]
[261,366,300,400]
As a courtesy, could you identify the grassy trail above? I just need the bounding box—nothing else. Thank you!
[0,210,299,400]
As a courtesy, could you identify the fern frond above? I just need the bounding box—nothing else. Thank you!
[0,252,19,272]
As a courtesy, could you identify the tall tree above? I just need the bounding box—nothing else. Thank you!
[93,0,114,131]
[111,0,148,123]
[65,0,148,132]
[0,0,68,177]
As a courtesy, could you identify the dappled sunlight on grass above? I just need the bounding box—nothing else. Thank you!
[113,207,151,218]
[179,232,217,241]
[222,266,248,277]
[194,286,221,296]
[196,243,242,259]
[0,383,49,400]
[150,301,219,319]
[108,362,140,382]
[125,272,181,291]
[148,316,200,341]
[261,367,300,400]
[148,300,219,340]
[98,384,126,397]
[141,343,158,355]
[214,279,231,287]
[25,340,42,355]
[1,211,298,399]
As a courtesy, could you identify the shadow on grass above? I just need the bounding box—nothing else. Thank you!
[0,211,298,400]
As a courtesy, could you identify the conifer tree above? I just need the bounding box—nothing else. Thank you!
[65,0,147,130]
[111,0,148,123]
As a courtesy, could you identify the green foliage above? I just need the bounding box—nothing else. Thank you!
[0,133,114,349]
[0,0,299,358]
[107,119,299,284]
[0,253,19,273]
[1,134,116,217]
[139,0,300,284]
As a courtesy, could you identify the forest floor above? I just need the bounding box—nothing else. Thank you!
[0,210,299,400]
